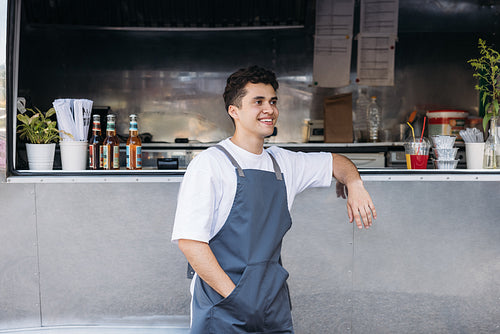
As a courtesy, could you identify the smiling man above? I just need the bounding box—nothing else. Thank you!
[171,65,376,333]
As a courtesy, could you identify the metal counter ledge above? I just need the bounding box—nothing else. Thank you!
[4,168,500,183]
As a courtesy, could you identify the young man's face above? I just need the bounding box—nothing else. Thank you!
[229,83,278,139]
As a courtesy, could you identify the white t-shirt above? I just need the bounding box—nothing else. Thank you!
[171,138,333,243]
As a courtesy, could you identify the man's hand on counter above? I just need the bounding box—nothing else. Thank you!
[345,179,377,229]
[332,153,377,228]
[332,153,377,229]
[336,180,377,229]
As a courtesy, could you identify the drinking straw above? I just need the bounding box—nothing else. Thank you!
[419,116,427,143]
[416,116,427,155]
[407,122,415,143]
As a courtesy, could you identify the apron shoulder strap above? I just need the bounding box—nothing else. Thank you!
[267,152,283,181]
[214,145,245,177]
[214,144,283,181]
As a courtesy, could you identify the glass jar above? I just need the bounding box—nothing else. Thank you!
[483,116,499,169]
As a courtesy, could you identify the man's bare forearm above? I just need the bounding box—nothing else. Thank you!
[178,239,235,298]
[331,153,362,186]
[331,153,377,228]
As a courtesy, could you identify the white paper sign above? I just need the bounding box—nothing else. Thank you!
[356,0,399,86]
[313,0,355,88]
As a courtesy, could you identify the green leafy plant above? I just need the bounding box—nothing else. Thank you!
[468,38,500,131]
[17,107,61,144]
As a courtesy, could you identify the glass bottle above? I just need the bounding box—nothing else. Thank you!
[101,114,120,170]
[88,114,103,170]
[367,96,381,142]
[353,87,369,142]
[482,116,499,169]
[126,114,142,170]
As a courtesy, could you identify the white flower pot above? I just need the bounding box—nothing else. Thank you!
[25,143,56,170]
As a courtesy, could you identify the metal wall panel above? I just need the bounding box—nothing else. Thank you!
[287,187,355,333]
[0,183,40,330]
[352,181,500,334]
[1,179,500,332]
[34,182,190,326]
[0,0,7,180]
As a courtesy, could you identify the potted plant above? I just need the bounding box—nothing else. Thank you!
[17,106,60,170]
[468,38,500,168]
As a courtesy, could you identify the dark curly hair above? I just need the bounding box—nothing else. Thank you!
[223,66,279,112]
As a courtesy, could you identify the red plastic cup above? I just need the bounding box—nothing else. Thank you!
[404,137,431,170]
[410,154,429,169]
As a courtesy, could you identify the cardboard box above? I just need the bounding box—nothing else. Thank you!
[324,93,353,143]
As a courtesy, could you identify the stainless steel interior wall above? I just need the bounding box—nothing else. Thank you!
[17,27,315,144]
[0,179,499,333]
[11,0,496,147]
[14,1,500,145]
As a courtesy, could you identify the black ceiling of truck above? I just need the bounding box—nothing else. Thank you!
[21,0,310,29]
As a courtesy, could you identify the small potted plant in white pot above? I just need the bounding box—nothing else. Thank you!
[17,106,61,170]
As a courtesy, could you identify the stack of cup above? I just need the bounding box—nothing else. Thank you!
[431,135,459,169]
[404,137,431,169]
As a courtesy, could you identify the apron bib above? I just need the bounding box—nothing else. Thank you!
[191,145,294,334]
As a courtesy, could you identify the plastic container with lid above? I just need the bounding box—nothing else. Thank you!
[426,110,468,141]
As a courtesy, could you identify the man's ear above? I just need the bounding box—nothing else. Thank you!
[228,105,239,120]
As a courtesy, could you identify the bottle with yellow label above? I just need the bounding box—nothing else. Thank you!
[101,114,120,170]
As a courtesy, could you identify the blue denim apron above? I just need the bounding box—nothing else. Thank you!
[191,145,294,334]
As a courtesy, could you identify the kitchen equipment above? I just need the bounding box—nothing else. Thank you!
[157,158,179,170]
[342,153,385,168]
[302,119,324,142]
[426,110,468,141]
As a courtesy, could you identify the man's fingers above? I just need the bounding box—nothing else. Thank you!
[349,204,363,229]
[347,204,354,223]
[370,202,377,220]
[349,202,376,229]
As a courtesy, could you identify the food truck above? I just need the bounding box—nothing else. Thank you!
[0,0,499,332]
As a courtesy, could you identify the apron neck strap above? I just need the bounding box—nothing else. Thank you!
[214,145,245,177]
[214,145,283,180]
[267,152,283,181]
